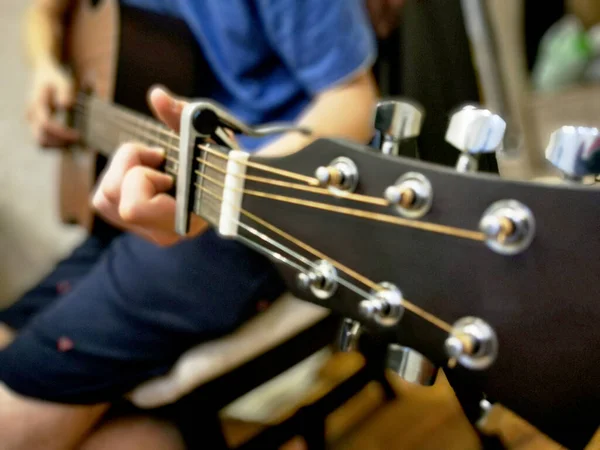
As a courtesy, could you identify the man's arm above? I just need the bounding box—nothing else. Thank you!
[25,0,79,147]
[25,0,72,69]
[257,71,378,157]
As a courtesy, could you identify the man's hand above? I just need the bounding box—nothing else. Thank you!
[27,61,80,148]
[92,87,208,246]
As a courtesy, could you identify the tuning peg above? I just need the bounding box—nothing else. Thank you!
[545,126,600,181]
[338,318,362,352]
[314,157,359,194]
[372,99,424,158]
[445,105,506,172]
[296,260,338,300]
[444,317,498,370]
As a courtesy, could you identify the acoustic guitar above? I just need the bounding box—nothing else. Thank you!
[59,1,600,448]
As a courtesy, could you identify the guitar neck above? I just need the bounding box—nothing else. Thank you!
[74,93,178,160]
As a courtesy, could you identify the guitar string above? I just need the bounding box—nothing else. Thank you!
[193,169,484,242]
[193,158,388,206]
[192,176,453,333]
[74,97,455,332]
[73,105,181,164]
[73,102,389,203]
[234,219,375,300]
[74,99,319,186]
[166,162,381,297]
[160,164,373,300]
[88,97,326,186]
[73,101,485,241]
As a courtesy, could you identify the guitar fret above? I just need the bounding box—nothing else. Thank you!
[193,149,227,226]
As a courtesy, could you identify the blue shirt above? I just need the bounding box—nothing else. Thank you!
[121,0,376,150]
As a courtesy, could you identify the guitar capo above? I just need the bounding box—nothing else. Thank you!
[176,100,312,235]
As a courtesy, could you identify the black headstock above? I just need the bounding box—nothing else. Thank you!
[230,138,600,449]
[177,98,600,448]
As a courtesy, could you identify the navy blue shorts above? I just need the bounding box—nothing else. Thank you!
[0,234,112,330]
[0,230,284,404]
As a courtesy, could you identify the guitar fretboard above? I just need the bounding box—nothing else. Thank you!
[73,93,228,226]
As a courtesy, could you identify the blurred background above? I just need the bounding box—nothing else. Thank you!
[0,0,84,303]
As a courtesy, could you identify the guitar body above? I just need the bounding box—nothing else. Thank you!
[59,0,213,231]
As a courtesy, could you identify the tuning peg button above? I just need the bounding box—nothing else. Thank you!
[359,282,404,327]
[445,105,506,172]
[545,126,600,181]
[314,157,359,194]
[384,172,433,219]
[479,200,535,255]
[373,99,424,157]
[445,317,498,370]
[296,260,338,300]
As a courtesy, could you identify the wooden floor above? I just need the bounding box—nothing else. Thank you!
[222,352,600,450]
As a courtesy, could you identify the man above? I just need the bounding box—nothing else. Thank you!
[0,0,383,449]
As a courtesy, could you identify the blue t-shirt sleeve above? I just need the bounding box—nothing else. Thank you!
[256,0,377,95]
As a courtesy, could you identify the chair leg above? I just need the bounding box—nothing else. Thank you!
[359,334,397,401]
[478,432,507,450]
[164,390,230,449]
[302,420,326,450]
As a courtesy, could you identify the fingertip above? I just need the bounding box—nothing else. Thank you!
[150,146,166,157]
[148,84,167,103]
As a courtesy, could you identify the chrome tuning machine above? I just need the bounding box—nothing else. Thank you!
[296,260,338,300]
[545,126,600,183]
[445,105,506,173]
[314,157,359,195]
[338,318,363,352]
[384,172,433,219]
[445,317,498,370]
[387,344,438,386]
[372,98,424,158]
[479,200,535,255]
[359,282,404,327]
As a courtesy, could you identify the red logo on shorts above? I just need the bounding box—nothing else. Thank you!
[57,336,74,352]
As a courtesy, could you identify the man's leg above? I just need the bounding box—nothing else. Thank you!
[0,383,108,450]
[79,415,185,450]
[0,382,189,450]
[0,231,284,448]
[0,234,113,332]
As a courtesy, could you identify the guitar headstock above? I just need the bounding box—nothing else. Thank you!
[177,100,600,449]
[241,135,599,448]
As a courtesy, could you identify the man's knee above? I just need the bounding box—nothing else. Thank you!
[78,416,185,450]
[0,322,15,349]
[0,382,108,450]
